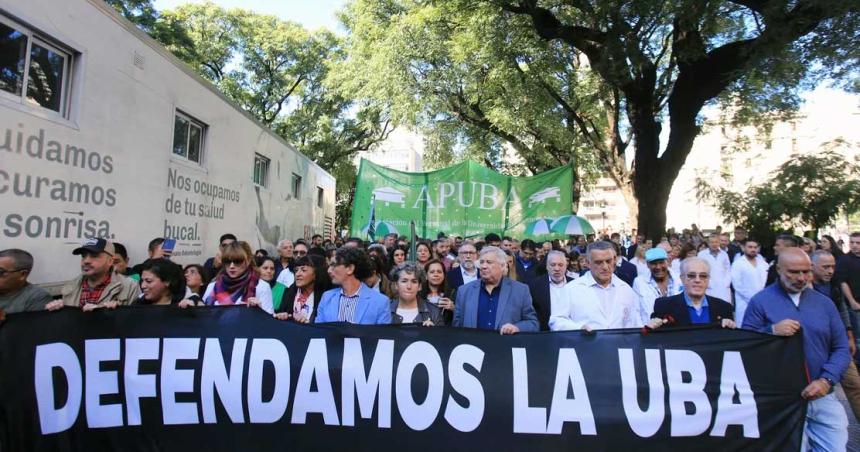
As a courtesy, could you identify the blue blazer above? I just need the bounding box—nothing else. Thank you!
[453,277,538,332]
[651,293,734,327]
[614,260,638,287]
[314,283,391,325]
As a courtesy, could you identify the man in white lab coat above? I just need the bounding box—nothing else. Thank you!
[698,234,732,302]
[731,238,768,324]
[550,241,642,331]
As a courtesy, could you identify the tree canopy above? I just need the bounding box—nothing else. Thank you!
[337,0,859,238]
[108,0,393,229]
[697,146,860,242]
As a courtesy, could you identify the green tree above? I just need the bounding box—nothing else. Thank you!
[334,1,605,204]
[338,0,859,238]
[696,147,860,241]
[111,0,393,229]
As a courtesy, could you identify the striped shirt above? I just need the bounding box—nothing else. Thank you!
[337,288,361,322]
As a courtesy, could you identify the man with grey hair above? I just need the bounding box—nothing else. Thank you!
[0,248,52,314]
[453,246,538,334]
[551,241,641,331]
[275,239,295,287]
[811,249,860,421]
[697,234,732,301]
[447,241,479,295]
[528,250,572,331]
[649,257,735,329]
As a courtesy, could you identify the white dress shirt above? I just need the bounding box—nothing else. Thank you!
[460,266,478,285]
[550,272,642,331]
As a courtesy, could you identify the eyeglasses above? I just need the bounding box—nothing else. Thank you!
[222,258,246,266]
[0,268,25,277]
[684,272,710,280]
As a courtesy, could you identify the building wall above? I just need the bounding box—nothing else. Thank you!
[356,128,424,172]
[0,0,335,286]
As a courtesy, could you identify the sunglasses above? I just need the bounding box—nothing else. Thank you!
[222,258,246,266]
[294,250,308,256]
[684,273,709,280]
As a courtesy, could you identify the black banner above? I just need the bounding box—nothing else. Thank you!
[0,307,806,451]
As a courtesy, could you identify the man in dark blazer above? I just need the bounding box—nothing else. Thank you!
[611,241,637,286]
[528,250,573,331]
[453,246,538,334]
[649,257,736,329]
[447,242,479,298]
[514,239,539,283]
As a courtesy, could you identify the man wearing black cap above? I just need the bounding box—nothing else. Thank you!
[46,238,140,311]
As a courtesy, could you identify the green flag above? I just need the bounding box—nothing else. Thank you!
[350,159,574,239]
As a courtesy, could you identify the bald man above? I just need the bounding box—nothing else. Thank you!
[743,248,850,451]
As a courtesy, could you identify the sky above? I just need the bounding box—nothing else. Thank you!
[152,0,348,32]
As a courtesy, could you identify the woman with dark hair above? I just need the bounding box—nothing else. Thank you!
[389,246,407,266]
[274,255,332,323]
[415,241,432,266]
[257,256,289,309]
[188,241,273,313]
[820,235,844,259]
[137,258,185,305]
[421,259,453,326]
[183,264,210,304]
[388,262,442,326]
[364,253,392,298]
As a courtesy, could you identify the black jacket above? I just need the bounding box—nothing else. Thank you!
[614,259,638,287]
[389,298,445,325]
[651,293,734,327]
[515,256,538,283]
[446,266,480,297]
[527,275,573,331]
[276,281,332,323]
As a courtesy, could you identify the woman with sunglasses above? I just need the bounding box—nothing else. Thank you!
[189,241,273,313]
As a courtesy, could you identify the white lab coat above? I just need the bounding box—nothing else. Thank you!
[697,249,732,301]
[550,272,642,331]
[731,254,768,324]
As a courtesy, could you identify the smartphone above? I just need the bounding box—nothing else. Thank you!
[162,238,177,256]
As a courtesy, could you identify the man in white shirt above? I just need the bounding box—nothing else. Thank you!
[527,250,572,331]
[731,237,768,324]
[632,248,683,324]
[550,241,642,331]
[697,234,732,301]
[447,242,479,294]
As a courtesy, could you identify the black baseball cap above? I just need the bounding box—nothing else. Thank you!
[73,238,115,256]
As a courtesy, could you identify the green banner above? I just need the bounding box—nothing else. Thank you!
[349,159,577,240]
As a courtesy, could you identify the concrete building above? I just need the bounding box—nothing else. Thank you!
[356,127,424,172]
[0,0,336,287]
[577,88,860,234]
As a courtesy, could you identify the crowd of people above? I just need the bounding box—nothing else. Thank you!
[0,225,857,450]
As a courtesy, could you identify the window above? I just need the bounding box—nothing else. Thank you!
[291,173,302,199]
[316,187,324,208]
[253,154,270,188]
[0,16,73,116]
[172,111,206,163]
